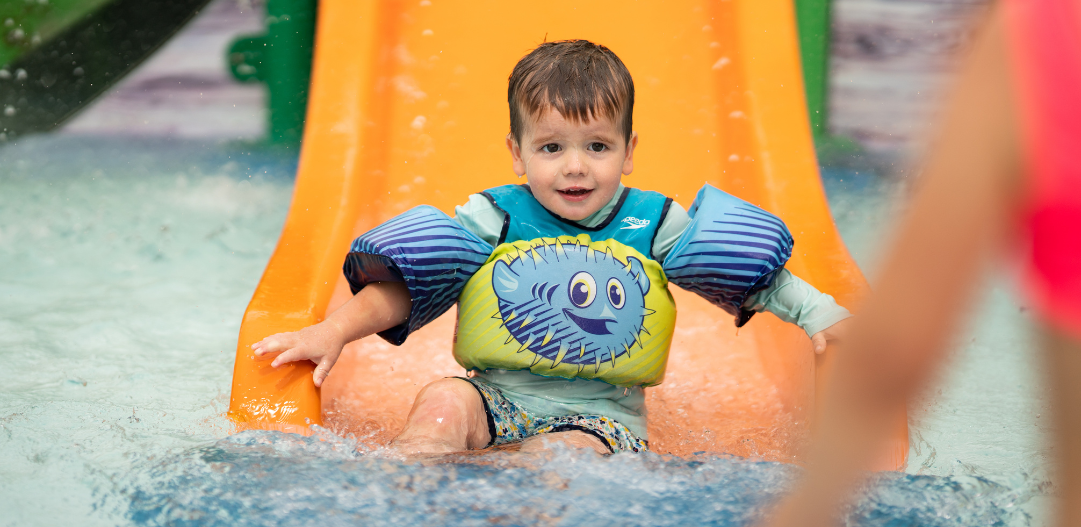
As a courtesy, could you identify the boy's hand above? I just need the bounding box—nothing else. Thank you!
[810,317,852,354]
[251,321,347,387]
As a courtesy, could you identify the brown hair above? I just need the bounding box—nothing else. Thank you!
[508,40,635,145]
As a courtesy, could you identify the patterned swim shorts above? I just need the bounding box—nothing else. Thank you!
[460,376,648,454]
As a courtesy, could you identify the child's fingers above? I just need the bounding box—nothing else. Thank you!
[252,332,296,356]
[269,345,315,368]
[811,333,827,354]
[312,356,337,388]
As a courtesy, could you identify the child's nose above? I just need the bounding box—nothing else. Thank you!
[563,148,584,175]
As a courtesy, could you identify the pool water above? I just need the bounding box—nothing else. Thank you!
[0,136,1050,526]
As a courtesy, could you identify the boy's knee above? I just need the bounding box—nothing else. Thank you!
[398,378,489,450]
[412,378,486,421]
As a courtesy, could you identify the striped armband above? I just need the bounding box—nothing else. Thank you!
[662,185,794,327]
[343,206,493,345]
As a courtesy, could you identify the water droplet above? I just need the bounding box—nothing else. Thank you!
[3,19,13,28]
[4,106,15,116]
[0,69,9,80]
[72,67,84,76]
[421,29,434,36]
[712,57,730,70]
[8,28,25,41]
[410,115,426,130]
[15,68,27,81]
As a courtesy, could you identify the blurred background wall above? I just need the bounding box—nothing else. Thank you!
[0,0,992,167]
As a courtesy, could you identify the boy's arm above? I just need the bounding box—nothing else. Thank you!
[252,281,410,387]
[742,269,852,353]
[452,193,505,246]
[256,202,495,387]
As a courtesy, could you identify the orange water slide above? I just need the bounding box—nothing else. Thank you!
[227,0,908,468]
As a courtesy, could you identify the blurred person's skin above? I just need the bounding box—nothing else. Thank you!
[763,3,1081,526]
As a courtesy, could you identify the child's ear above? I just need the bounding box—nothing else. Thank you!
[622,131,639,176]
[506,134,527,177]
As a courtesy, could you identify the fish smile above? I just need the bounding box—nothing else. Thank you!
[562,308,613,335]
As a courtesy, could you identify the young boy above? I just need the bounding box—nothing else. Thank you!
[252,40,850,455]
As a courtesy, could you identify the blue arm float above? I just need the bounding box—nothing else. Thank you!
[662,184,794,327]
[343,206,493,345]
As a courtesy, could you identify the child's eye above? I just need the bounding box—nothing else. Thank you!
[587,142,607,153]
[541,144,561,153]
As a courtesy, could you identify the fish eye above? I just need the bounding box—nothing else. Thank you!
[607,278,625,309]
[568,272,596,308]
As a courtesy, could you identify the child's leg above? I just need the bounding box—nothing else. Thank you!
[390,378,491,453]
[519,431,609,455]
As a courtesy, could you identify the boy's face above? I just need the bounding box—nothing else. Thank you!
[507,106,638,221]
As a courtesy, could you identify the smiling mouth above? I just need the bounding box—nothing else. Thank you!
[557,187,593,201]
[563,308,613,335]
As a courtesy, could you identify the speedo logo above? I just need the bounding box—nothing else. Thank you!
[620,217,650,229]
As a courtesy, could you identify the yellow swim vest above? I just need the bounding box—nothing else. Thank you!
[453,235,676,387]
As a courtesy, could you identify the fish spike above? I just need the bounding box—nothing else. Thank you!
[643,308,657,316]
[530,353,544,367]
[639,325,652,336]
[624,341,634,357]
[594,354,602,373]
[553,342,569,367]
[504,310,518,323]
[517,334,536,353]
[554,241,566,259]
[577,364,585,375]
[505,334,517,345]
[579,343,586,358]
[630,331,643,349]
[530,247,546,264]
[587,248,596,261]
[601,247,614,261]
[518,314,534,330]
[609,348,618,367]
[490,311,503,320]
[541,327,555,346]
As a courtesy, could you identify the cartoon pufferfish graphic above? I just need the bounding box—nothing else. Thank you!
[491,239,655,373]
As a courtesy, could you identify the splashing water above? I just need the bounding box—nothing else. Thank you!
[115,429,1039,527]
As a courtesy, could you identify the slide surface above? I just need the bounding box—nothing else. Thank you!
[228,0,908,468]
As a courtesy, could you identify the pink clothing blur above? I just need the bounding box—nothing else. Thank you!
[1006,0,1081,339]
